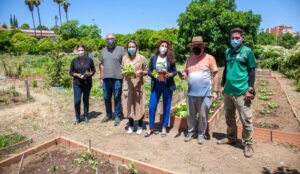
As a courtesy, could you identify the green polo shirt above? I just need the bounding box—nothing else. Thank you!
[224,44,256,96]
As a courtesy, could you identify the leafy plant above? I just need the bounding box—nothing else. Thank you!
[268,102,279,109]
[0,133,26,148]
[258,87,273,96]
[258,95,269,101]
[152,70,158,78]
[260,107,271,114]
[174,103,187,118]
[32,79,38,88]
[123,64,135,76]
[73,148,99,170]
[126,162,138,174]
[156,61,166,72]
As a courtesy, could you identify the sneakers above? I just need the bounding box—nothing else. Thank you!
[114,117,121,126]
[198,135,204,144]
[184,133,195,142]
[101,115,112,123]
[74,119,80,125]
[217,138,237,145]
[127,126,134,134]
[136,126,143,134]
[244,144,254,158]
[84,116,89,123]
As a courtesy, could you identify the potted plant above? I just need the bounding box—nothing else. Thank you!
[156,62,167,81]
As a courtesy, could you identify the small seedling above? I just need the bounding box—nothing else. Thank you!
[73,148,99,170]
[268,102,279,109]
[260,107,271,114]
[127,162,138,174]
[258,95,269,101]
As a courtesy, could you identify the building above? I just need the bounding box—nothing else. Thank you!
[266,25,293,36]
[0,25,56,40]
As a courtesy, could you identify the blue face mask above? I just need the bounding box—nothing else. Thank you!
[230,39,241,48]
[128,48,136,55]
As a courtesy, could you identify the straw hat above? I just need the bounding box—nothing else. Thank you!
[187,36,207,47]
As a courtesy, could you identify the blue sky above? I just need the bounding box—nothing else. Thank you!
[0,0,299,37]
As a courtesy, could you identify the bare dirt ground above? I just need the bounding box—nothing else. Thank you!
[253,76,300,132]
[0,78,300,174]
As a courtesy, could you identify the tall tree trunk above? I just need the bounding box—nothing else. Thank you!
[36,6,43,37]
[31,11,37,37]
[58,5,62,26]
[65,11,68,23]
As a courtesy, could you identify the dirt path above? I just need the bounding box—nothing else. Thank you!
[272,71,300,122]
[0,79,300,174]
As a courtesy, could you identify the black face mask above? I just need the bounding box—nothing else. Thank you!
[192,47,202,55]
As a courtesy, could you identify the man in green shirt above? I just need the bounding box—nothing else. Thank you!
[218,28,256,158]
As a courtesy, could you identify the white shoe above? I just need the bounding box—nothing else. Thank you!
[127,126,134,134]
[136,126,143,134]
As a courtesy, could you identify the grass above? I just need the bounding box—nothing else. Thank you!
[0,133,26,148]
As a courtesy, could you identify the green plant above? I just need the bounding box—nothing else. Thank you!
[174,103,187,118]
[0,133,26,148]
[258,87,273,96]
[123,64,135,76]
[32,79,38,88]
[260,107,271,114]
[268,102,279,109]
[73,148,98,170]
[127,162,138,174]
[152,70,158,78]
[258,95,269,101]
[259,122,273,129]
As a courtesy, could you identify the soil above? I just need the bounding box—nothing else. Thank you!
[0,144,147,174]
[0,75,300,174]
[253,76,300,132]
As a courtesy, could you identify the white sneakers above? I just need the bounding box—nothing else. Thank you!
[127,126,143,134]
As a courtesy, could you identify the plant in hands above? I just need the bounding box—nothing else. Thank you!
[123,64,135,76]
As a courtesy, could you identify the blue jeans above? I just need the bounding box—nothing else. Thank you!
[73,82,92,120]
[148,81,173,129]
[102,78,122,118]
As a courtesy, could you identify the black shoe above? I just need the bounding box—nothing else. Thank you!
[84,116,89,123]
[101,115,112,123]
[114,117,121,126]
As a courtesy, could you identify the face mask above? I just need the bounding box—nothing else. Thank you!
[231,39,241,48]
[159,47,167,55]
[192,47,202,55]
[78,51,85,57]
[128,48,136,55]
[107,39,116,46]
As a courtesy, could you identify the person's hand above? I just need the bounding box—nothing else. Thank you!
[135,70,143,77]
[212,91,218,101]
[178,71,187,80]
[220,87,224,96]
[78,74,84,79]
[86,71,93,77]
[165,72,173,79]
[244,91,254,101]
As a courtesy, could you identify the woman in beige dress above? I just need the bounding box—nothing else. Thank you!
[122,40,147,134]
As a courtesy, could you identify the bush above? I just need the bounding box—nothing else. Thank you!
[32,79,38,88]
[37,38,55,54]
[10,32,38,54]
[60,38,78,53]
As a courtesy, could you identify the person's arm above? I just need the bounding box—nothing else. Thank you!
[171,62,177,77]
[221,65,226,87]
[69,59,81,78]
[248,68,255,89]
[89,59,96,76]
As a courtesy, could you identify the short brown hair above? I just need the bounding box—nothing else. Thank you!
[230,28,244,37]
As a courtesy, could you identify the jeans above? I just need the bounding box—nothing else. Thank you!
[148,81,173,129]
[102,78,122,118]
[73,82,92,120]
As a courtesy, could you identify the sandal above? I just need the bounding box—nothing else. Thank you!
[144,130,154,137]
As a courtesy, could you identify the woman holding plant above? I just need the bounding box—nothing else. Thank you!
[145,40,177,137]
[69,44,95,125]
[122,40,147,134]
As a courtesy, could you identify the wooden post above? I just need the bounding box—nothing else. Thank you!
[24,80,30,100]
[89,139,91,151]
[17,153,24,174]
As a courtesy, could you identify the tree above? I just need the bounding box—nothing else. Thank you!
[53,0,64,26]
[2,23,8,29]
[25,0,37,36]
[21,23,30,29]
[36,25,48,30]
[279,33,298,49]
[60,38,78,52]
[37,38,55,54]
[10,15,18,28]
[0,30,11,52]
[33,0,43,37]
[62,0,70,23]
[115,34,133,47]
[177,0,261,63]
[133,29,154,50]
[257,32,276,45]
[10,32,38,54]
[148,28,178,50]
[78,24,101,39]
[79,36,106,52]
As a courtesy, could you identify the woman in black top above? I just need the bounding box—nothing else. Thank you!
[69,44,96,124]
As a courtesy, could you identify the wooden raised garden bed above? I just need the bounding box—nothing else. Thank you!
[0,136,176,174]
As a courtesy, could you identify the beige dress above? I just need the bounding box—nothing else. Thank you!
[122,54,147,120]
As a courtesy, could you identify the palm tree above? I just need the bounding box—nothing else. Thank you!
[53,0,64,26]
[33,0,42,37]
[62,0,70,23]
[24,0,36,36]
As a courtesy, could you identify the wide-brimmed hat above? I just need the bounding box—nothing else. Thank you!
[187,36,207,47]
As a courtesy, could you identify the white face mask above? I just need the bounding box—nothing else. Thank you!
[78,51,85,57]
[159,46,167,55]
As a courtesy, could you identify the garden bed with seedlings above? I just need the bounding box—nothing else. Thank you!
[0,137,175,174]
[252,77,300,133]
[0,87,32,109]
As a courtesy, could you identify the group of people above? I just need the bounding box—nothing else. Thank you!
[69,28,256,158]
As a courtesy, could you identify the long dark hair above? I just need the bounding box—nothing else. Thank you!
[155,40,176,64]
